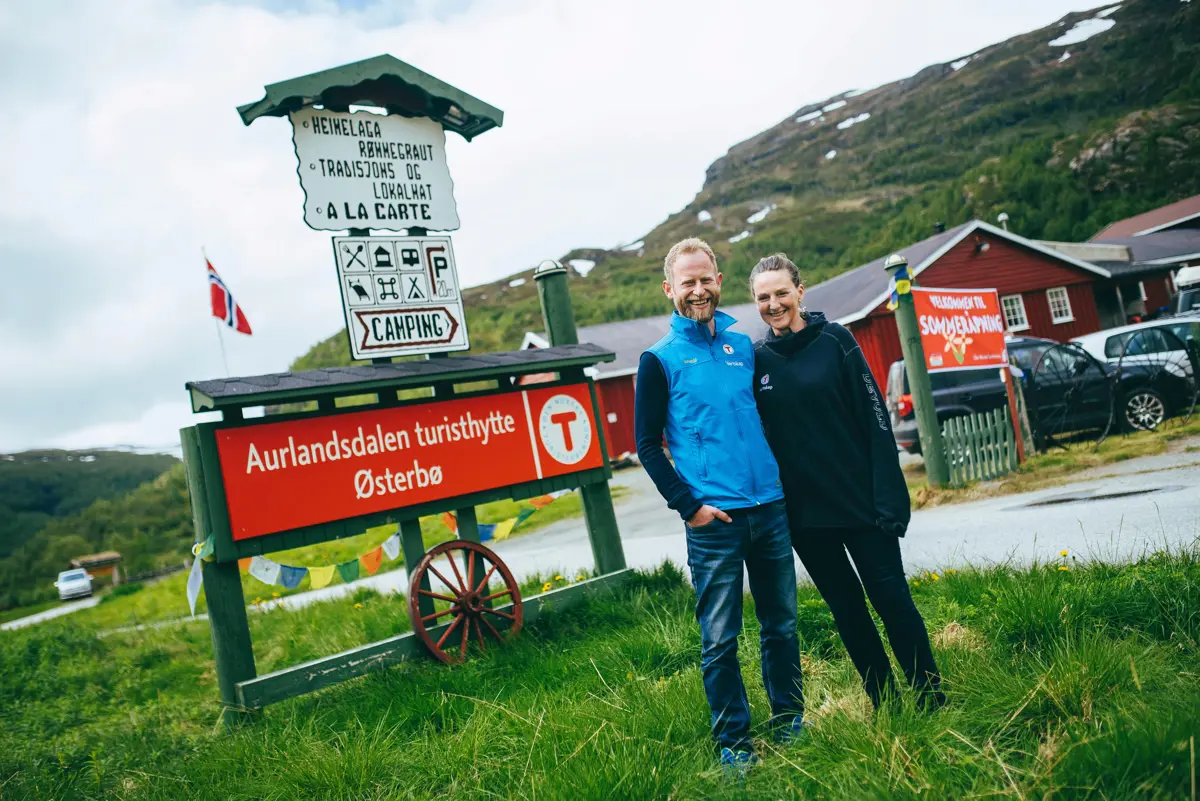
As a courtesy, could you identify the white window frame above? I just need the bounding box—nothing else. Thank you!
[1001,294,1029,332]
[1138,281,1148,301]
[1046,286,1074,324]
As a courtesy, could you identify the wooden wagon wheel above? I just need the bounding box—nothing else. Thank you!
[408,540,523,664]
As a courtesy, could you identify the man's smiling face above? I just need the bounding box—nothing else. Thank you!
[664,249,723,325]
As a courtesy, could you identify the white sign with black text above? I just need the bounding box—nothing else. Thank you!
[291,107,460,232]
[332,235,469,359]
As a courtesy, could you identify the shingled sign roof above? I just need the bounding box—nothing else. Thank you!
[186,344,613,413]
[237,54,504,141]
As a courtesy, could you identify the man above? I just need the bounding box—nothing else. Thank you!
[634,237,805,773]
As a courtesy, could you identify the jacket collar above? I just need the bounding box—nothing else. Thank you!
[670,309,737,342]
[764,311,827,355]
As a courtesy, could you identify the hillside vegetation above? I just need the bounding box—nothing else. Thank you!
[3,548,1198,799]
[294,0,1200,370]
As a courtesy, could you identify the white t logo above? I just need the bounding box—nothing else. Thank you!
[538,395,592,464]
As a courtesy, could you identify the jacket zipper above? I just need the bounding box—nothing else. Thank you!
[715,337,759,504]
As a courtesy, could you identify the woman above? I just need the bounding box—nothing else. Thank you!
[749,253,945,710]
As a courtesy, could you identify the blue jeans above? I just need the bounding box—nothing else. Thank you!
[684,499,804,751]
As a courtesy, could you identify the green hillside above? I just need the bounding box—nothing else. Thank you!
[0,462,192,610]
[0,449,178,561]
[294,0,1200,371]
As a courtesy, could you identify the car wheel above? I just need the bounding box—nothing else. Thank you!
[1121,388,1167,431]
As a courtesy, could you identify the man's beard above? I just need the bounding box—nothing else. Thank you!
[675,288,721,323]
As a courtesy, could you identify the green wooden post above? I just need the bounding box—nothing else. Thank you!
[884,254,950,488]
[399,518,433,618]
[533,260,626,574]
[181,427,257,726]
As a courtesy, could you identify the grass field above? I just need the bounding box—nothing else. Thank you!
[3,541,1198,799]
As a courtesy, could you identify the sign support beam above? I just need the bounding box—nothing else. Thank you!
[534,261,626,574]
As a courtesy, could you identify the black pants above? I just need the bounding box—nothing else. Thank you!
[794,526,944,709]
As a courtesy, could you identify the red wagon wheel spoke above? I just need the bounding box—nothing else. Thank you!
[482,607,515,621]
[421,607,455,624]
[427,565,462,595]
[408,540,523,665]
[446,552,468,595]
[475,564,499,594]
[436,614,465,649]
[481,616,506,643]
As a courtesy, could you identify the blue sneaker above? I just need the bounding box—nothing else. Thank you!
[719,747,757,781]
[773,717,812,746]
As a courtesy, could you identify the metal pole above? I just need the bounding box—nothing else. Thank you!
[884,254,950,488]
[533,260,626,574]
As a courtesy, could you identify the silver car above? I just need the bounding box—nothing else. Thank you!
[54,569,93,601]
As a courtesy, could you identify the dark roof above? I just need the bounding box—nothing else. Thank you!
[237,55,503,141]
[1092,195,1200,239]
[799,223,971,323]
[186,344,613,412]
[1092,229,1200,266]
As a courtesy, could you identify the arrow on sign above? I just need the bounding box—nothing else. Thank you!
[353,306,461,350]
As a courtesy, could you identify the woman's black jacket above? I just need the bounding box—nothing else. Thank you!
[753,312,912,536]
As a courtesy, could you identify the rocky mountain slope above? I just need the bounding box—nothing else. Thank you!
[294,0,1200,370]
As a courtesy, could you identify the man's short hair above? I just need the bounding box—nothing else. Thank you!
[664,238,718,281]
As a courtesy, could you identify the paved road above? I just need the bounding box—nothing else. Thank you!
[6,453,1199,628]
[1,595,100,631]
[276,455,1200,612]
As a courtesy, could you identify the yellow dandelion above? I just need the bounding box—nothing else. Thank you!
[354,602,364,608]
[541,582,553,592]
[947,569,957,575]
[272,592,281,598]
[913,580,921,587]
[1058,566,1069,572]
[1060,549,1069,557]
[931,573,940,581]
[577,574,586,582]
[626,672,633,680]
[554,574,563,581]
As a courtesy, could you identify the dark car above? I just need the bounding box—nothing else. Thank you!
[884,336,1194,453]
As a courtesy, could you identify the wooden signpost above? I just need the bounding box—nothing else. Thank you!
[182,56,628,725]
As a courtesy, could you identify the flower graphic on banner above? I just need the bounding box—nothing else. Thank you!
[943,332,974,365]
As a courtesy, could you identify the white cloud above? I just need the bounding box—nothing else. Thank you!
[0,0,1101,451]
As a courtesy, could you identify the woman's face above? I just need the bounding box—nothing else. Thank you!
[754,270,805,333]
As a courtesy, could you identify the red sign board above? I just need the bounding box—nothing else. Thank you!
[911,287,1008,371]
[214,384,603,541]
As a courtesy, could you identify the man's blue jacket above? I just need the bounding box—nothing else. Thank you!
[635,310,784,520]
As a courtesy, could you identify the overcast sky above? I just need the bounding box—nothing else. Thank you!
[0,0,1102,454]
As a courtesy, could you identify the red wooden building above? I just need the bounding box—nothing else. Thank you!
[521,213,1200,459]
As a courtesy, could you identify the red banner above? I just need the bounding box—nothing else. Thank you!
[911,287,1008,371]
[214,384,603,541]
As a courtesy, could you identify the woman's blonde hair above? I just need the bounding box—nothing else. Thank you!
[748,253,802,293]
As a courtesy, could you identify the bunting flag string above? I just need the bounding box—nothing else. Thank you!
[198,489,578,602]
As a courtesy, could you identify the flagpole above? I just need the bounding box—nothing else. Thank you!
[203,247,231,376]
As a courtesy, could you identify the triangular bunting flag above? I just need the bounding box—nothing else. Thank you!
[248,555,281,586]
[528,494,555,509]
[514,507,538,528]
[308,565,336,589]
[477,523,496,542]
[360,546,383,576]
[186,556,204,617]
[279,564,307,589]
[492,518,517,542]
[382,532,401,561]
[336,558,360,584]
[441,511,458,533]
[238,557,251,572]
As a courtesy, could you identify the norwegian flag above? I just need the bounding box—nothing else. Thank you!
[207,259,252,335]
